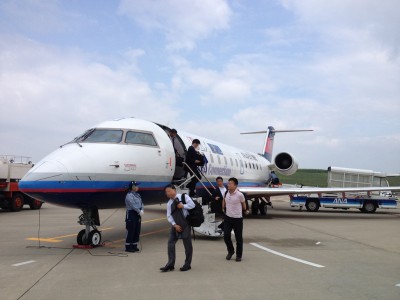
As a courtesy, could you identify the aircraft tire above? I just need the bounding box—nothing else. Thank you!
[89,230,102,246]
[305,199,319,212]
[77,229,89,245]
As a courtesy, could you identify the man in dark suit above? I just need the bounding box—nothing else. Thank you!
[211,176,226,214]
[185,139,202,197]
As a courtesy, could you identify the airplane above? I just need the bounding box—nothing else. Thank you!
[19,117,400,246]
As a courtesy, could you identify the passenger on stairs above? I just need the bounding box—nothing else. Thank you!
[185,139,203,197]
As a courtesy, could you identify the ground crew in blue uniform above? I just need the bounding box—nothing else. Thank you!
[125,181,144,252]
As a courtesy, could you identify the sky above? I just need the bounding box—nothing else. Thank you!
[0,0,399,173]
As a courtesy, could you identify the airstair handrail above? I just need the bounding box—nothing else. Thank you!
[181,162,213,196]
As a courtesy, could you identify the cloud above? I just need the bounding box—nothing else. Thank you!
[279,0,400,57]
[0,0,93,34]
[0,36,178,161]
[118,0,232,50]
[169,54,277,104]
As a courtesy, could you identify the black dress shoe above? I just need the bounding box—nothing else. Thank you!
[125,248,139,253]
[226,252,234,260]
[235,257,242,262]
[180,266,191,272]
[160,265,174,272]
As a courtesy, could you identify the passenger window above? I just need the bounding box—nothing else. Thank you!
[230,158,233,166]
[235,159,238,167]
[218,156,221,165]
[126,131,157,146]
[210,154,214,163]
[224,157,228,165]
[82,129,123,143]
[245,162,248,168]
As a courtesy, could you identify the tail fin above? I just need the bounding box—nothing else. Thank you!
[241,126,313,162]
[263,126,275,162]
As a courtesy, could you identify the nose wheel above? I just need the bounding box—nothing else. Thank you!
[77,207,102,246]
[77,229,102,246]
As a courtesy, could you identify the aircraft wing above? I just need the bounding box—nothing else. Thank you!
[239,186,400,197]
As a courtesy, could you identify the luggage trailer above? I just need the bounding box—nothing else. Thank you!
[290,191,398,213]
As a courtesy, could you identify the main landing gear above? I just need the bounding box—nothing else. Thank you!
[76,207,102,246]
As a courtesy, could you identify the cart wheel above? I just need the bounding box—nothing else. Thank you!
[362,202,376,213]
[29,199,43,210]
[305,199,319,212]
[10,194,24,211]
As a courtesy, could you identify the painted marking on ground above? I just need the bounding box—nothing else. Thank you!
[12,260,36,267]
[250,242,325,268]
[395,283,400,287]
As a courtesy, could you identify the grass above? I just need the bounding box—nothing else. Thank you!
[279,169,400,187]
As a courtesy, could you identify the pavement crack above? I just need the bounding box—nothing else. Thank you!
[17,248,74,300]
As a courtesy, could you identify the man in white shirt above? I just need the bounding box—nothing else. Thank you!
[222,177,249,262]
[160,184,195,272]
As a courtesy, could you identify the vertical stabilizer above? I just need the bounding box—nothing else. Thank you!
[262,126,275,162]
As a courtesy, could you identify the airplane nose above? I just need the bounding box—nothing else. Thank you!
[22,160,70,182]
[19,160,70,193]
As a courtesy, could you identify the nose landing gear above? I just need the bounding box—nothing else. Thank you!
[76,207,102,246]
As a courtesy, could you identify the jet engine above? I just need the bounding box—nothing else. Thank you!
[273,152,298,176]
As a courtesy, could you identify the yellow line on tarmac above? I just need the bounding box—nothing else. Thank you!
[140,228,169,237]
[142,217,167,224]
[53,227,114,239]
[25,227,114,243]
[106,228,170,247]
[26,238,63,243]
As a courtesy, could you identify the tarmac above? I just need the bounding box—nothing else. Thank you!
[1,196,399,300]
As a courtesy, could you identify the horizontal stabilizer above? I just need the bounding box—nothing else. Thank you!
[240,127,313,162]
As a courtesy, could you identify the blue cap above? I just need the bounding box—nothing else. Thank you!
[128,181,140,189]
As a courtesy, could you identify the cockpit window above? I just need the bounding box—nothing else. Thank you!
[81,129,123,143]
[125,131,158,146]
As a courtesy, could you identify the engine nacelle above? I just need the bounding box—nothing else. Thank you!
[273,152,298,176]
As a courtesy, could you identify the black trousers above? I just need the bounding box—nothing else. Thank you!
[125,210,141,250]
[187,168,200,194]
[167,226,192,268]
[223,215,243,258]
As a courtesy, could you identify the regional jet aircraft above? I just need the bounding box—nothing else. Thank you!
[19,118,399,246]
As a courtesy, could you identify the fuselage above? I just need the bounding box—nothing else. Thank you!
[19,118,270,209]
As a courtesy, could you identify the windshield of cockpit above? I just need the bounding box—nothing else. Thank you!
[74,129,123,143]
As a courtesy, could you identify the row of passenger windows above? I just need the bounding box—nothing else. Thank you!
[74,129,262,171]
[76,129,158,146]
[208,154,262,171]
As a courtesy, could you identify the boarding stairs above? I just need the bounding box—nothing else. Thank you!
[174,163,223,238]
